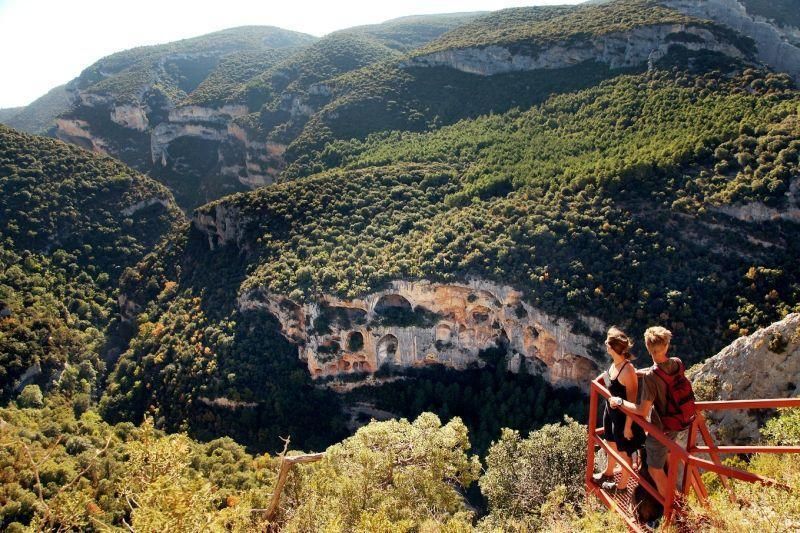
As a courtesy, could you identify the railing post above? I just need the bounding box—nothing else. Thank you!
[586,382,599,491]
[681,418,698,496]
[696,412,735,502]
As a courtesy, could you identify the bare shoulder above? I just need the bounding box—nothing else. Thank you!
[620,362,638,384]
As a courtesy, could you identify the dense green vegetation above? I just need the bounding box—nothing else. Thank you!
[178,66,799,367]
[0,126,182,277]
[76,26,316,104]
[0,1,799,529]
[415,0,749,56]
[0,126,183,401]
[0,398,281,530]
[101,232,349,452]
[179,49,296,107]
[346,348,586,455]
[228,14,484,148]
[285,60,628,165]
[0,245,107,402]
[4,395,800,531]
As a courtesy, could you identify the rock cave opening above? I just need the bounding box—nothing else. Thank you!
[471,305,491,323]
[347,331,365,351]
[375,294,412,315]
[374,294,439,327]
[313,304,368,335]
[377,334,399,364]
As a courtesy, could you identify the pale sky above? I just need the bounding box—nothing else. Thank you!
[0,0,583,109]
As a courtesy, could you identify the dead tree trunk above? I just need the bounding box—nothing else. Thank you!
[260,436,324,523]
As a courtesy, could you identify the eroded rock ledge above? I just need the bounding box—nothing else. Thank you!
[238,279,606,387]
[665,0,800,82]
[406,23,746,76]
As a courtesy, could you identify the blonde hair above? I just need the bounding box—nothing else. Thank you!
[607,326,634,360]
[644,326,672,347]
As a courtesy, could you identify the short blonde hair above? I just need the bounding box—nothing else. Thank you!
[644,326,672,347]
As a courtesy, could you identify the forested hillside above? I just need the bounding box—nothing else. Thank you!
[0,125,182,403]
[106,61,800,457]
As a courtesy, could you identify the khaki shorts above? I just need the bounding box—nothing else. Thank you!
[645,431,678,469]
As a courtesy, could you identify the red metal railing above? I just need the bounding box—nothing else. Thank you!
[586,378,800,532]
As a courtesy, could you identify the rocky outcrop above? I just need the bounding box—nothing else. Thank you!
[110,104,149,131]
[150,104,247,163]
[407,23,747,75]
[690,313,800,443]
[192,202,250,250]
[224,123,287,188]
[121,196,173,216]
[238,280,605,387]
[197,396,258,409]
[665,0,800,82]
[54,118,109,153]
[13,362,42,392]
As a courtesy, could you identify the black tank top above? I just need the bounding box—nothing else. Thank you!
[607,360,630,398]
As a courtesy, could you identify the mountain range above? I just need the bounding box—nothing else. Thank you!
[1,2,799,528]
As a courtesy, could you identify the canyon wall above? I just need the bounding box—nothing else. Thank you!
[406,23,747,75]
[665,0,800,82]
[237,280,606,387]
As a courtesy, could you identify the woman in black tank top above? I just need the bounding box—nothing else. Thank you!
[593,327,645,492]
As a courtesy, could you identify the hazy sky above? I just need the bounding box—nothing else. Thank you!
[0,0,583,109]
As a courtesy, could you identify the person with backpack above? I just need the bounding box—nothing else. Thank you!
[608,326,696,502]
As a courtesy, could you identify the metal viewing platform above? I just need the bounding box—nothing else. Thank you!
[586,378,800,532]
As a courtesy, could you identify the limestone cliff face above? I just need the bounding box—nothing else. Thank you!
[55,89,314,197]
[237,280,605,387]
[110,104,149,131]
[54,118,109,154]
[192,202,251,251]
[223,123,288,188]
[150,106,246,164]
[407,23,747,75]
[690,313,800,444]
[665,0,800,82]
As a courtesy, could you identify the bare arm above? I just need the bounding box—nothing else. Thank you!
[620,365,638,431]
[619,397,652,418]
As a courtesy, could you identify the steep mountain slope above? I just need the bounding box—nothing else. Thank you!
[8,1,797,212]
[0,125,183,400]
[50,26,316,208]
[281,0,759,174]
[146,14,481,207]
[0,84,73,134]
[0,17,479,210]
[108,58,800,451]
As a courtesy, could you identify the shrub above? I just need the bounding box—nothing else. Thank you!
[17,385,44,408]
[479,417,587,527]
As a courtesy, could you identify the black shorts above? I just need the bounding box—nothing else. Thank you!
[603,404,646,455]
